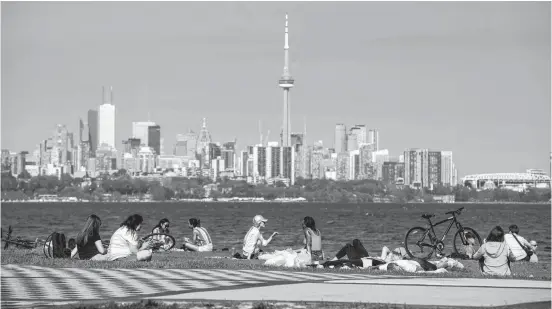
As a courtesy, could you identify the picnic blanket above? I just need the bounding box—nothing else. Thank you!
[259,248,312,268]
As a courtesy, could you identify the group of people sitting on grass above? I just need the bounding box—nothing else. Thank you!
[69,213,539,276]
[70,214,213,261]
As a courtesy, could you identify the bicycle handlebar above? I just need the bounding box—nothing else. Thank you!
[445,207,465,216]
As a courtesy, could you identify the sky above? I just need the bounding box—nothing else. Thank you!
[2,2,550,178]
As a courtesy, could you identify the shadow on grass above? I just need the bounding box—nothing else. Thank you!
[2,247,550,281]
[55,299,552,309]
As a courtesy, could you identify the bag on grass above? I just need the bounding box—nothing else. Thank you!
[51,232,70,258]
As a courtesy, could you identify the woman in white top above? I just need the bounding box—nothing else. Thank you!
[106,214,153,261]
[183,218,213,252]
[240,215,278,259]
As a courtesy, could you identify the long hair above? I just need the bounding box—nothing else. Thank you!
[189,218,201,228]
[303,216,317,232]
[152,218,170,234]
[486,226,505,243]
[76,214,102,246]
[121,214,143,232]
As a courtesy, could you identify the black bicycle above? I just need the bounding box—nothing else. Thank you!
[404,207,482,259]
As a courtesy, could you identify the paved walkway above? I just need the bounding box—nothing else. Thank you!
[1,264,550,308]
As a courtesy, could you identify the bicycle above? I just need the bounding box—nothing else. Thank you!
[404,207,482,259]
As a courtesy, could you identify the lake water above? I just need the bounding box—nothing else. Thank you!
[1,202,550,262]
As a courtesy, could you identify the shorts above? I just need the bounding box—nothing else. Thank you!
[198,244,213,252]
[311,250,324,261]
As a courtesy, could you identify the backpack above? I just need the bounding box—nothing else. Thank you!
[51,232,70,258]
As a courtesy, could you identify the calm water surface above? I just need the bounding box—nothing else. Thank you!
[2,202,550,262]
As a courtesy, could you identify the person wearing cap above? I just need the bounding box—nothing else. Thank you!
[239,215,278,259]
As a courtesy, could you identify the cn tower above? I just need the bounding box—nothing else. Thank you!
[279,13,294,147]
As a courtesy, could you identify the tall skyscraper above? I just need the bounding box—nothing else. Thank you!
[87,109,98,157]
[98,86,116,149]
[404,148,442,188]
[350,125,367,149]
[132,121,156,146]
[441,151,453,186]
[347,132,358,152]
[148,125,161,155]
[334,124,347,153]
[196,118,212,168]
[278,14,294,147]
[368,129,379,152]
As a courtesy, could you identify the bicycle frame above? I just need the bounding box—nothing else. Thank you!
[423,214,466,248]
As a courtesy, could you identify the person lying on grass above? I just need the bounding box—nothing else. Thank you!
[182,218,213,252]
[70,214,107,260]
[235,215,278,259]
[102,214,154,262]
[329,239,407,263]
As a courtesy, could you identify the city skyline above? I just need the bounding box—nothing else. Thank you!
[2,2,550,178]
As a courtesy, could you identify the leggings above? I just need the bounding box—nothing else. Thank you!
[335,239,369,260]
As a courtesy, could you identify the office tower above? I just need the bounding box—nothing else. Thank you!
[335,152,349,181]
[98,87,116,149]
[441,151,453,186]
[368,129,379,152]
[372,149,390,180]
[176,130,198,158]
[334,124,347,153]
[174,140,187,156]
[239,151,249,176]
[132,121,156,146]
[253,145,267,178]
[382,161,405,184]
[208,143,221,166]
[87,109,98,156]
[148,125,161,155]
[359,143,374,180]
[291,132,305,178]
[353,125,367,145]
[347,132,358,152]
[211,157,225,180]
[196,118,212,168]
[349,150,360,180]
[428,151,442,187]
[278,14,294,147]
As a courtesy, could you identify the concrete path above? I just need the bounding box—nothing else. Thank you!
[1,264,550,308]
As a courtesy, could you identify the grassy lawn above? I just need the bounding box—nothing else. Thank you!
[49,299,552,309]
[2,247,550,281]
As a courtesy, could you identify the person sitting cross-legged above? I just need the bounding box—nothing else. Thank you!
[235,215,278,259]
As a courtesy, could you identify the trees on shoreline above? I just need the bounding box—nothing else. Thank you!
[1,172,550,203]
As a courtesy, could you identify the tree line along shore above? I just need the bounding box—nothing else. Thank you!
[1,170,550,203]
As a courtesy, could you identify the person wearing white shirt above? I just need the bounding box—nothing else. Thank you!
[504,224,536,262]
[240,215,278,259]
[107,214,153,261]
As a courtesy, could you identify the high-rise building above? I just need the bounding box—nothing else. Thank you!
[368,129,379,152]
[196,118,212,168]
[373,149,390,180]
[404,148,442,188]
[382,161,405,184]
[174,141,187,156]
[349,150,360,180]
[278,14,294,147]
[253,145,267,178]
[291,132,305,178]
[335,152,349,181]
[441,151,453,186]
[350,125,367,149]
[87,109,98,157]
[359,143,375,180]
[347,132,358,152]
[334,124,347,153]
[98,87,116,149]
[132,121,156,146]
[148,125,161,155]
[404,149,425,187]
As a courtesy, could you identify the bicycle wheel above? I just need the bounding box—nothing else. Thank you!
[453,227,482,256]
[404,226,435,259]
[142,233,176,252]
[43,233,54,258]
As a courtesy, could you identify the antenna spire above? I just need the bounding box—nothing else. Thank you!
[284,13,289,50]
[110,86,113,104]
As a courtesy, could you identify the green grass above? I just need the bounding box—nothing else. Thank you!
[47,299,552,309]
[2,247,550,281]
